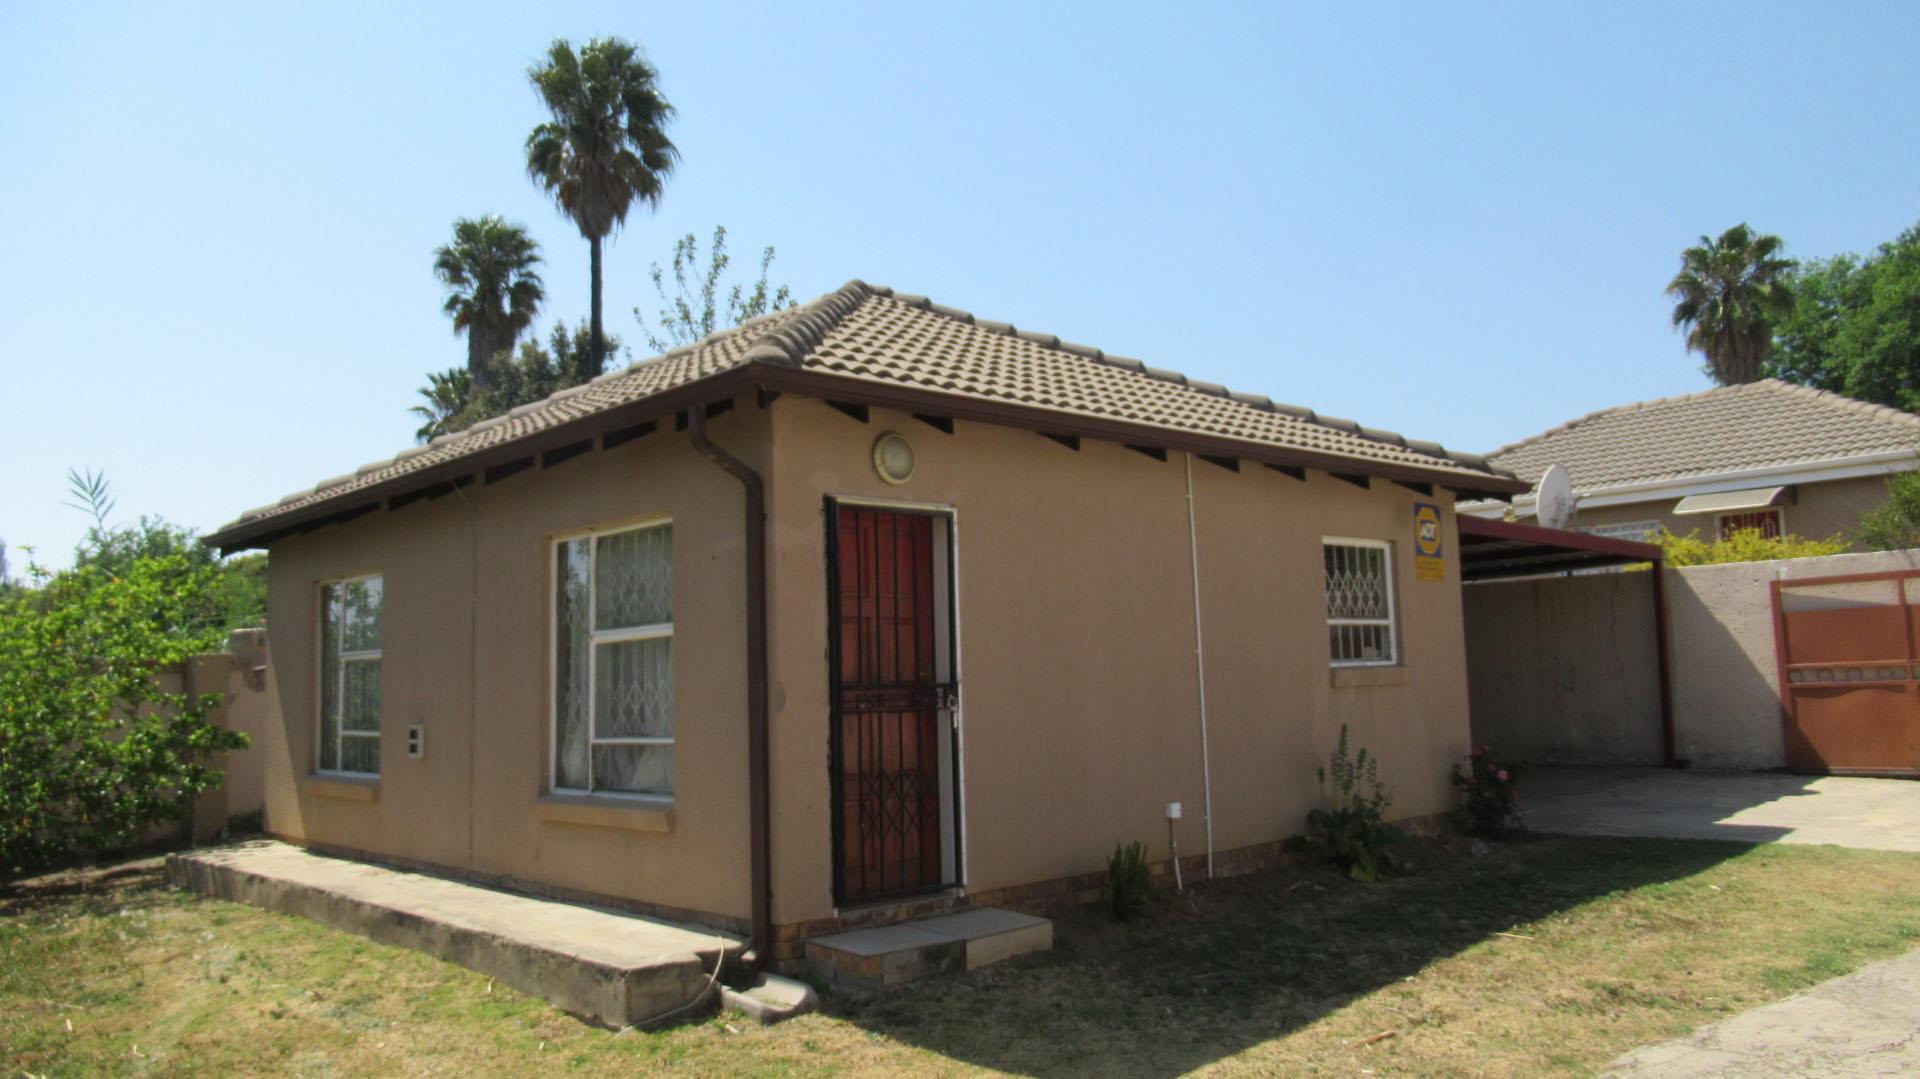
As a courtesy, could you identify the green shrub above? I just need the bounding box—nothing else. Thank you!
[0,550,248,874]
[1657,527,1847,567]
[1856,470,1920,551]
[1106,840,1151,921]
[1451,745,1521,836]
[1301,724,1404,881]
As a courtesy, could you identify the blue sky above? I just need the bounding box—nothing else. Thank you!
[3,1,1916,568]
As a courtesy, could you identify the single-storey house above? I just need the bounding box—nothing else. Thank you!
[1469,379,1920,545]
[207,280,1526,966]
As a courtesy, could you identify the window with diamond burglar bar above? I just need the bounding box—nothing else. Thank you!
[319,575,383,775]
[553,521,675,798]
[1324,539,1397,666]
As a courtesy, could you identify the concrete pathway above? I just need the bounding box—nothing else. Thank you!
[1521,767,1920,852]
[1608,947,1920,1076]
[170,840,743,1028]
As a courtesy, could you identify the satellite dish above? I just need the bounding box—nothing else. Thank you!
[1534,464,1577,530]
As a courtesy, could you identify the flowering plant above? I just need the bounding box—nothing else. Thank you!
[1450,746,1520,836]
[1301,724,1405,881]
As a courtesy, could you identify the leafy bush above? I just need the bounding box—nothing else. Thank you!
[1856,470,1920,551]
[1657,527,1847,567]
[1106,840,1151,921]
[0,547,249,874]
[1451,746,1521,835]
[1301,724,1404,881]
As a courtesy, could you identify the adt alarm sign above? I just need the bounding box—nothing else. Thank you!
[1413,502,1444,582]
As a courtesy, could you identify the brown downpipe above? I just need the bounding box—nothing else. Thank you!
[686,403,772,967]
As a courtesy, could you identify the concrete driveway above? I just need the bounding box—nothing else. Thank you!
[1521,767,1920,852]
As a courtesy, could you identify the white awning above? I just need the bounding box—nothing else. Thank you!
[1672,486,1792,516]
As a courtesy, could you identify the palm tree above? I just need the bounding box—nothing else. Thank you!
[433,216,545,398]
[526,37,678,377]
[410,367,474,443]
[1666,223,1795,385]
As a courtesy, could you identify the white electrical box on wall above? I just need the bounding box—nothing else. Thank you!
[407,725,425,759]
[1166,801,1182,820]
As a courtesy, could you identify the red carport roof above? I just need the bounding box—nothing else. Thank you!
[1458,516,1661,582]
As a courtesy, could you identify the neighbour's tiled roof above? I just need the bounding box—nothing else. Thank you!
[211,280,1518,545]
[1488,379,1920,492]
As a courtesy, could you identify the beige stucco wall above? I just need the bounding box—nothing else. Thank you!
[257,391,1479,929]
[1573,473,1898,548]
[259,400,765,926]
[221,629,271,821]
[765,397,1474,926]
[1464,547,1920,772]
[1463,572,1664,765]
[1670,548,1920,768]
[145,646,270,843]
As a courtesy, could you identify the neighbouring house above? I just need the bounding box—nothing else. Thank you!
[206,280,1525,966]
[1467,379,1920,546]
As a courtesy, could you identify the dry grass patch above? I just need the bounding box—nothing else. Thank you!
[4,836,1919,1076]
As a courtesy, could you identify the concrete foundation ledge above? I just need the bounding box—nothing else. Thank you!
[167,840,742,1030]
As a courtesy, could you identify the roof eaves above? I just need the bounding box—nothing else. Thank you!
[751,363,1529,496]
[850,281,1516,481]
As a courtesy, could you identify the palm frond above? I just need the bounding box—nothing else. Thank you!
[1667,223,1796,384]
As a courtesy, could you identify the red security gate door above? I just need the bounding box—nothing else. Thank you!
[829,504,956,904]
[1773,571,1920,775]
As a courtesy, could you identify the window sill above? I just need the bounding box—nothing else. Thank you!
[1330,665,1411,688]
[533,794,674,834]
[304,774,380,802]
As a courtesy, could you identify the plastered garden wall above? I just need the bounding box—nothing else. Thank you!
[1466,548,1920,769]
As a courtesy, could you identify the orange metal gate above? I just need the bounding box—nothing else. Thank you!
[1771,570,1920,775]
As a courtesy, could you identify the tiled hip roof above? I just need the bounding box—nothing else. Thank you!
[208,280,1522,550]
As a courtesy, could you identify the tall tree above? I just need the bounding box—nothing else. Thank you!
[635,225,794,352]
[1768,223,1920,411]
[410,367,475,443]
[433,215,545,398]
[1666,223,1795,385]
[410,321,616,442]
[525,37,678,378]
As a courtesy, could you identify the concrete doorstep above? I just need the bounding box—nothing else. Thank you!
[805,906,1053,991]
[167,840,779,1029]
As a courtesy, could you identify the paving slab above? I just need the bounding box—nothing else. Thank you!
[720,971,818,1024]
[1522,767,1920,852]
[1608,946,1920,1076]
[168,840,741,1029]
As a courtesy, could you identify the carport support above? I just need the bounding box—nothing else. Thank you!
[1652,561,1678,767]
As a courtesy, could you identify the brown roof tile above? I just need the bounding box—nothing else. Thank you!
[211,281,1517,546]
[1488,379,1920,491]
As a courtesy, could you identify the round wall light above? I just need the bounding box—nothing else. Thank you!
[872,431,916,485]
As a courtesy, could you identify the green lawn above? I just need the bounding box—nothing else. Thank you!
[5,837,1920,1076]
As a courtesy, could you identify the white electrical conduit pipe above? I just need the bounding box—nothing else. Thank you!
[1184,452,1216,878]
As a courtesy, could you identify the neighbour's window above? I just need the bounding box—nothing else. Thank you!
[1586,520,1661,544]
[554,521,674,798]
[1718,509,1783,541]
[318,575,383,775]
[1324,539,1397,666]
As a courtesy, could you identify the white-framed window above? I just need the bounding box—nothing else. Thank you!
[1324,538,1397,666]
[1586,520,1662,544]
[552,520,675,798]
[318,575,383,775]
